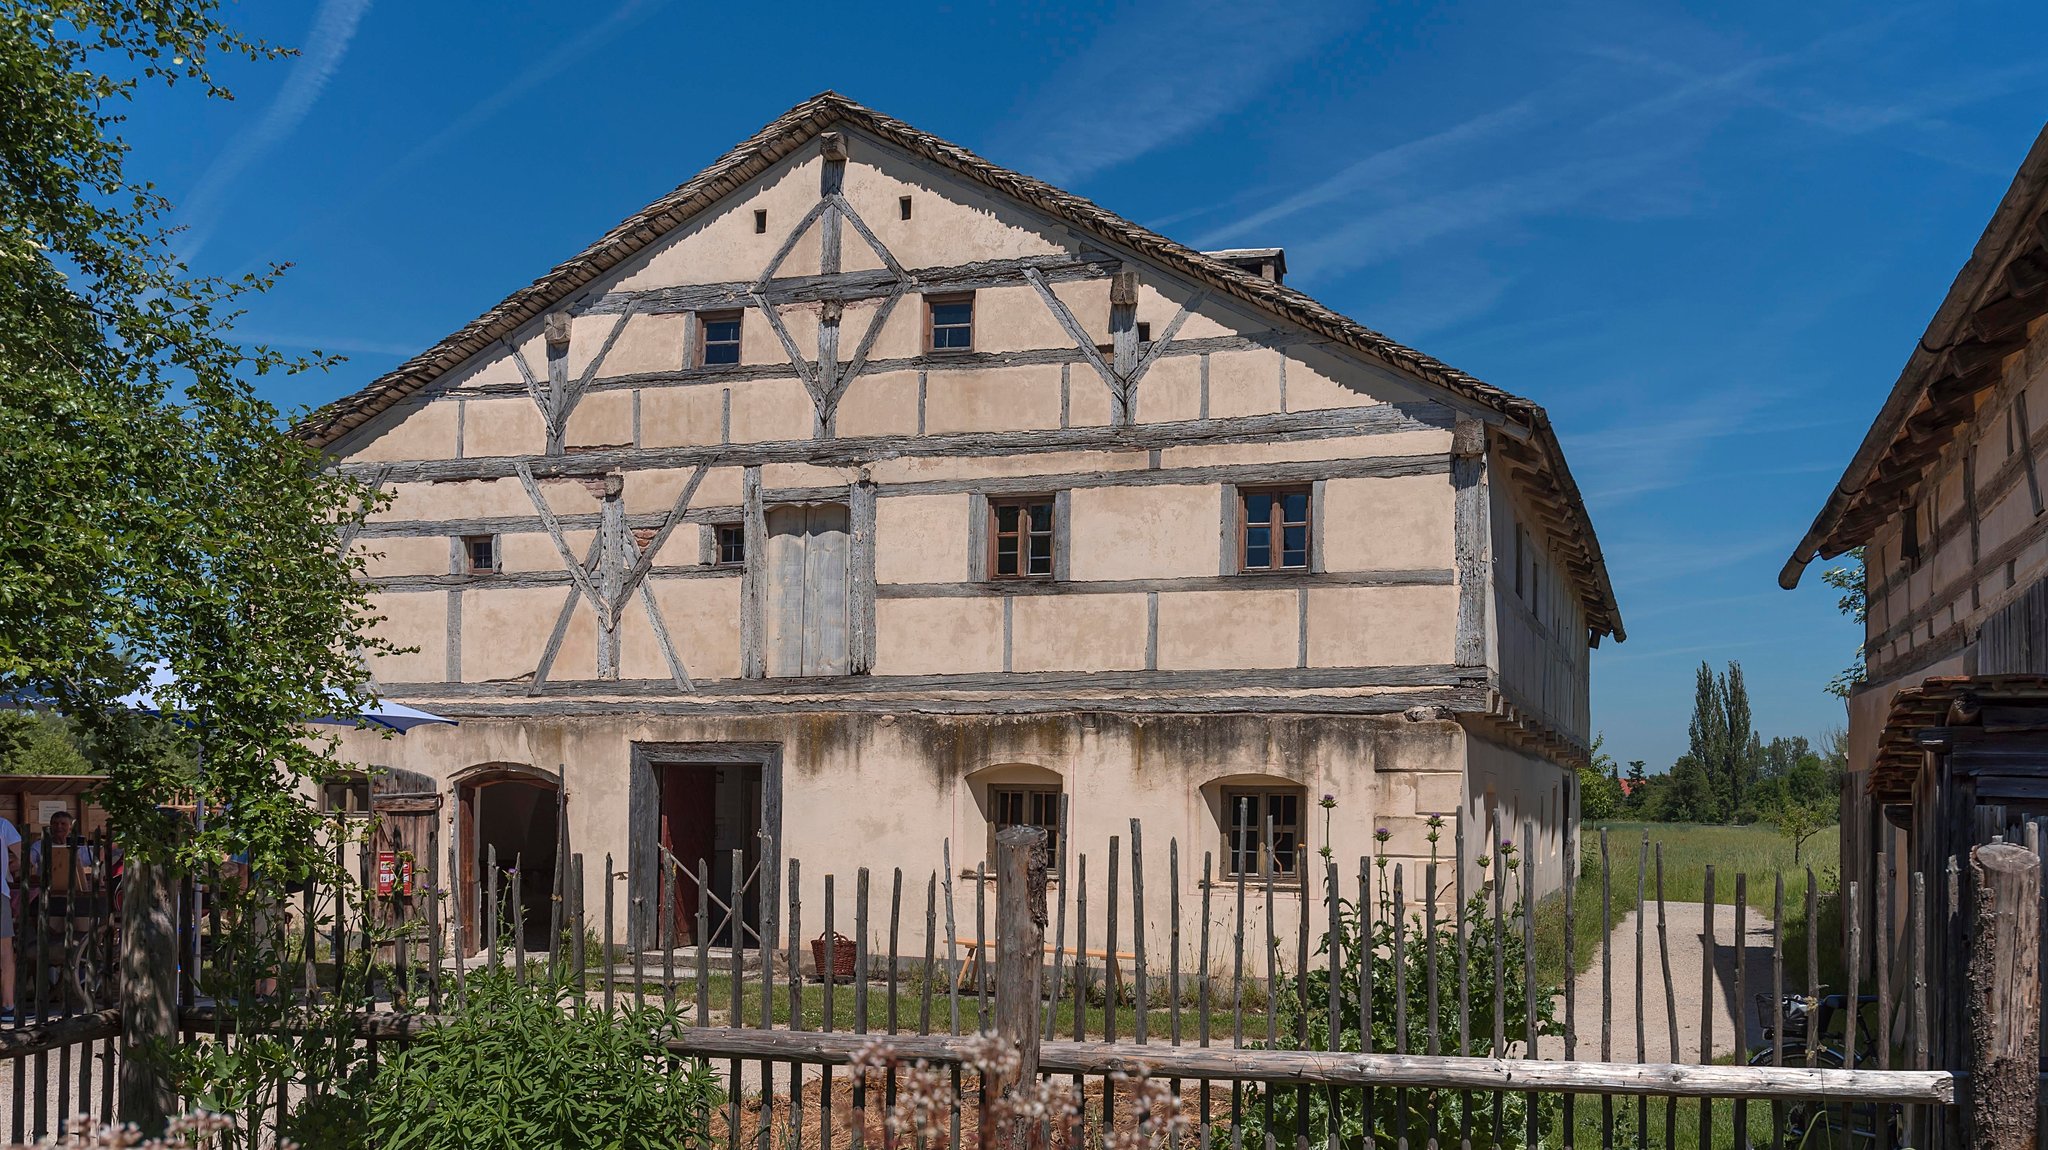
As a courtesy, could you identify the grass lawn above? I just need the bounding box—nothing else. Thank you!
[657,971,1254,1041]
[1533,821,1844,992]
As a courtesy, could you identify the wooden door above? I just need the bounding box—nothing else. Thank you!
[764,503,850,677]
[370,768,441,959]
[659,766,718,945]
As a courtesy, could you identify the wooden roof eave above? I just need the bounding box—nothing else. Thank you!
[1782,121,2048,590]
[1867,674,2048,802]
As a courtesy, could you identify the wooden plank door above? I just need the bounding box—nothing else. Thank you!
[764,503,850,677]
[659,765,718,945]
[370,767,440,959]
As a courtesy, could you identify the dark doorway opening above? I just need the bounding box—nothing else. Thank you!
[458,772,561,953]
[657,762,762,948]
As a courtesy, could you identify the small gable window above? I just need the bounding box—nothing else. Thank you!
[1239,486,1311,572]
[700,311,743,366]
[715,524,746,566]
[927,293,974,353]
[462,534,499,575]
[990,497,1055,579]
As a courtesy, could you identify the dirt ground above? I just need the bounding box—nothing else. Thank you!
[1537,900,1776,1064]
[0,1040,117,1143]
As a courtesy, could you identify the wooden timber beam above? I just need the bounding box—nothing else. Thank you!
[1970,292,2048,341]
[2004,249,2048,297]
[656,1029,1954,1102]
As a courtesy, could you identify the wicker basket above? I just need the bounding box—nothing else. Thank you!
[811,932,857,983]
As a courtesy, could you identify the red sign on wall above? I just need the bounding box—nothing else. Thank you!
[376,851,415,897]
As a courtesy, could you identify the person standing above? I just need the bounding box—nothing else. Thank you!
[0,815,21,1024]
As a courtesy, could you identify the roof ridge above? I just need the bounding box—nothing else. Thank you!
[295,92,1621,639]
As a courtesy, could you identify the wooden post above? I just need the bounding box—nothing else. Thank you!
[118,857,176,1132]
[994,825,1048,1086]
[1969,841,2041,1150]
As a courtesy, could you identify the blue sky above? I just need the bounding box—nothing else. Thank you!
[128,0,2048,771]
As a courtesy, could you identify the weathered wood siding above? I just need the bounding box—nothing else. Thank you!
[1861,317,2048,688]
[1486,451,1591,746]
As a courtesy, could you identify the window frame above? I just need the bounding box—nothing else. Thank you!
[987,496,1057,580]
[1237,485,1313,573]
[713,524,746,567]
[1219,786,1306,883]
[987,783,1062,874]
[925,292,975,354]
[699,310,744,367]
[321,775,372,817]
[462,534,499,575]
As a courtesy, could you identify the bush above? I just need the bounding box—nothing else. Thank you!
[1239,846,1562,1149]
[363,973,720,1150]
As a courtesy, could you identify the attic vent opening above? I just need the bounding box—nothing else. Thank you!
[1203,247,1287,285]
[753,209,768,234]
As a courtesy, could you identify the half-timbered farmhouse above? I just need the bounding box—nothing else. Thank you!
[306,93,1621,960]
[1782,123,2048,977]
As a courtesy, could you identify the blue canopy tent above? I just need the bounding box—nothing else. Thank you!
[113,664,457,732]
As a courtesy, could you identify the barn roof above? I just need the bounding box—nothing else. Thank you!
[1781,122,2048,589]
[296,92,1623,641]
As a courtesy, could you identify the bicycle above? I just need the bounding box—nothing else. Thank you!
[1749,993,1903,1148]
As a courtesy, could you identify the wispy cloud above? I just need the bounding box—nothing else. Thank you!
[1195,8,2038,289]
[995,0,1363,185]
[179,0,373,261]
[221,1,665,280]
[239,330,433,358]
[1200,99,1542,248]
[1308,143,1688,276]
[368,1,660,192]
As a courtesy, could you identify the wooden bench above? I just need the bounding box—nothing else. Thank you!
[950,938,1137,995]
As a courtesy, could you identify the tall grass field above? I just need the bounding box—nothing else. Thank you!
[1534,821,1843,991]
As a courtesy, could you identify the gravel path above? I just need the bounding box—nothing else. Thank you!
[1537,901,1777,1064]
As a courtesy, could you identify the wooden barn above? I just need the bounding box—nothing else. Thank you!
[1782,120,2048,1080]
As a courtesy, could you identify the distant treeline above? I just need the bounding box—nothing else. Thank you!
[0,709,191,777]
[1581,660,1843,838]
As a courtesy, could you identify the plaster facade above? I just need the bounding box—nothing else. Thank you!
[319,103,1615,968]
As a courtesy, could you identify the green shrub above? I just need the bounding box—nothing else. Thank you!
[1239,844,1561,1150]
[363,973,720,1150]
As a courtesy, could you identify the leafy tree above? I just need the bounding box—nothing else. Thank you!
[1,2,394,874]
[1686,664,1730,821]
[1658,754,1718,823]
[1723,663,1759,819]
[1579,734,1624,822]
[0,712,90,775]
[1623,759,1649,813]
[1822,548,1868,699]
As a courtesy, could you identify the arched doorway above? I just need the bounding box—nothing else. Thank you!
[456,766,562,953]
